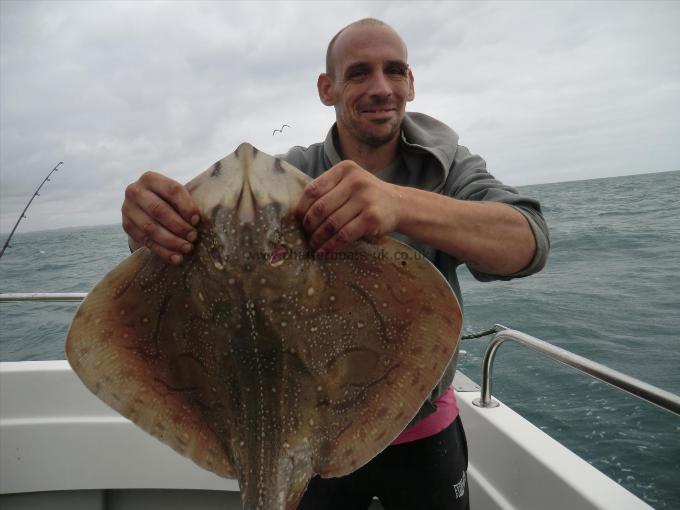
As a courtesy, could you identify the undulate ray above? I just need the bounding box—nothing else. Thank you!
[65,143,462,510]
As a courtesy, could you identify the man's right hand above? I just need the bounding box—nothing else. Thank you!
[122,171,200,265]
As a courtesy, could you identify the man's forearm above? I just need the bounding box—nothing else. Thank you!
[394,186,536,276]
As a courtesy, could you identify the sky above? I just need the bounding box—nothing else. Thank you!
[1,0,679,234]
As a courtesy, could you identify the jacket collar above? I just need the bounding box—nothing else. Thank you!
[322,112,458,191]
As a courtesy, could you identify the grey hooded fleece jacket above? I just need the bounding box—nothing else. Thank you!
[281,111,550,426]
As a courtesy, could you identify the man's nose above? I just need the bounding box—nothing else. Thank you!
[367,71,392,98]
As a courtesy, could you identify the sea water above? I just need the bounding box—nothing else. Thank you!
[1,170,678,508]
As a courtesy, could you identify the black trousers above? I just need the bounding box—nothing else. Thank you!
[297,416,470,510]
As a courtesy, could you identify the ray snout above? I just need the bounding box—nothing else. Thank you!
[237,178,257,224]
[188,143,312,224]
[236,143,310,221]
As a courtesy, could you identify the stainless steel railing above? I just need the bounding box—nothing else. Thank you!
[2,293,679,417]
[472,325,680,416]
[0,293,87,302]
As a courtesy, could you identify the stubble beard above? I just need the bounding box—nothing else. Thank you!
[349,117,401,148]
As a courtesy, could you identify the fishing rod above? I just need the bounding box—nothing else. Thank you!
[0,161,63,259]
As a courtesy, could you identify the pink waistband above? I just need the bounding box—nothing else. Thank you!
[391,386,458,445]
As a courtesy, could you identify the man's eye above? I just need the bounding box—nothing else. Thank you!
[387,65,408,76]
[348,69,368,79]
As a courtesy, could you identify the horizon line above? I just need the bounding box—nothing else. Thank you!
[1,168,678,237]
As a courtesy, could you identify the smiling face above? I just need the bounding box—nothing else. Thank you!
[318,23,415,149]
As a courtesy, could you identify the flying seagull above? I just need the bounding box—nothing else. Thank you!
[272,124,291,136]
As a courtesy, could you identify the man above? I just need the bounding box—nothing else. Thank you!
[122,18,549,510]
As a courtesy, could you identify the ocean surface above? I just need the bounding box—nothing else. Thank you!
[1,170,679,508]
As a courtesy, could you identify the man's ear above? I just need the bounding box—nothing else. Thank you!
[317,73,336,106]
[407,68,415,102]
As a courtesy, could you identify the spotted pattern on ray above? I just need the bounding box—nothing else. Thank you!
[66,143,462,510]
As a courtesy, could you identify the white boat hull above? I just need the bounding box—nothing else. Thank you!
[0,361,651,509]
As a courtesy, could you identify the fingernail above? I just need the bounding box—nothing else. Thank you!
[171,254,182,264]
[182,243,192,253]
[191,214,200,226]
[187,231,197,242]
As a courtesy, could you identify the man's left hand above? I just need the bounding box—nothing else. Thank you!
[294,161,402,255]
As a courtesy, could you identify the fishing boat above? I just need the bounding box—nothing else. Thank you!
[1,293,678,510]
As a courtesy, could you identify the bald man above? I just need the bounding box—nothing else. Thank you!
[122,18,549,510]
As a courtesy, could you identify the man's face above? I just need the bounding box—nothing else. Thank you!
[320,25,415,148]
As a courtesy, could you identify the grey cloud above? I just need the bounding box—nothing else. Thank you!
[1,1,679,233]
